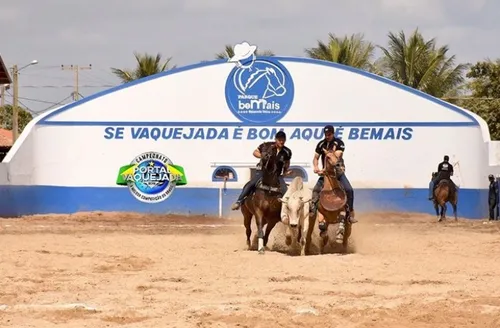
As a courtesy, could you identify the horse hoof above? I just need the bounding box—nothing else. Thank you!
[258,248,265,254]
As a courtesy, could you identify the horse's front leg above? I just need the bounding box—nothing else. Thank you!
[434,201,440,222]
[335,210,346,244]
[242,204,253,250]
[438,204,445,222]
[263,218,279,250]
[300,215,310,256]
[317,211,328,254]
[254,209,265,254]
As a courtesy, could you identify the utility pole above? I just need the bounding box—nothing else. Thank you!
[61,64,92,101]
[12,65,19,141]
[10,60,38,142]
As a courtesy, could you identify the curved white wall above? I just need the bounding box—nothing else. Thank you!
[0,56,493,218]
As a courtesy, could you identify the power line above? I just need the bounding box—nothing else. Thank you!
[19,84,115,88]
[36,95,74,114]
[17,96,66,105]
[61,64,92,101]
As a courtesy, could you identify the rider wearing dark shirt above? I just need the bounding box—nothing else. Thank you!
[231,131,292,210]
[311,125,356,230]
[488,174,499,221]
[428,155,456,200]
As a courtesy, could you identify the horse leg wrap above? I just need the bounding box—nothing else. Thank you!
[318,221,327,232]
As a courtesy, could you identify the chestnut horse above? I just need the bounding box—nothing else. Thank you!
[241,143,284,254]
[433,179,458,222]
[316,148,352,254]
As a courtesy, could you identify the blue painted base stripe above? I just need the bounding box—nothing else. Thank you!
[0,186,488,219]
[37,121,477,127]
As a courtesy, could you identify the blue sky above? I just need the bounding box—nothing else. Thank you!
[1,0,497,114]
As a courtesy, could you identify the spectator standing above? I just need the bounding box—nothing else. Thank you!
[488,174,499,221]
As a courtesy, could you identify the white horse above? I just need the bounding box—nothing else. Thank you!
[278,176,313,256]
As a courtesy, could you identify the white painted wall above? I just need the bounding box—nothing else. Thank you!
[1,58,495,190]
[47,61,473,124]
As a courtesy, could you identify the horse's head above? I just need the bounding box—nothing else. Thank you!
[322,148,339,176]
[259,143,278,174]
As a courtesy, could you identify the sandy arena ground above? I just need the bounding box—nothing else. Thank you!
[1,211,500,328]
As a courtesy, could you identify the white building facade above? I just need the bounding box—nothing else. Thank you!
[0,44,496,219]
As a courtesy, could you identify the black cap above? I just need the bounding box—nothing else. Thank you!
[324,125,334,134]
[444,155,449,161]
[489,174,494,179]
[275,131,286,140]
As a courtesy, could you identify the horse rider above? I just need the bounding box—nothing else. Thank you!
[428,155,457,201]
[231,131,292,210]
[310,125,357,230]
[488,174,499,221]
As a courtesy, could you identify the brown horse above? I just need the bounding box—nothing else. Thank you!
[241,143,283,254]
[316,148,352,254]
[433,179,458,222]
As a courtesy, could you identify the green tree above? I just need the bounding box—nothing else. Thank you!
[215,44,275,59]
[304,33,376,72]
[0,105,33,133]
[111,52,176,84]
[448,59,500,140]
[466,58,500,98]
[376,28,468,98]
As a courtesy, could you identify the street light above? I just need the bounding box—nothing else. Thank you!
[12,59,38,142]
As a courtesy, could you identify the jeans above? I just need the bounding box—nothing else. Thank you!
[236,171,287,203]
[310,173,354,215]
[428,180,435,199]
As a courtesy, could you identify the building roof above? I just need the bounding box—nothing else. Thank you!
[0,54,12,85]
[0,128,13,147]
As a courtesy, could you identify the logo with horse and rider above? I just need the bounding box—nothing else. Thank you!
[224,41,295,124]
[115,151,187,203]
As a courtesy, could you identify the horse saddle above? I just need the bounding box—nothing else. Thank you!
[256,177,282,194]
[319,187,347,212]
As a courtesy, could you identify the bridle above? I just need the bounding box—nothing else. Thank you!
[323,149,341,187]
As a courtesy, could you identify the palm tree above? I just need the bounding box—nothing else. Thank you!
[376,28,468,98]
[304,33,376,72]
[215,44,275,60]
[111,52,176,84]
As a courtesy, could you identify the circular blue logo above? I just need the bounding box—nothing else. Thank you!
[133,160,170,195]
[127,152,178,203]
[225,57,295,124]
